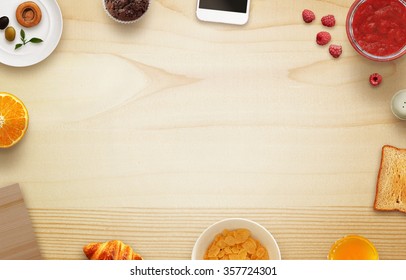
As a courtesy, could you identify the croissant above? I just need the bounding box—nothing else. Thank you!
[83,240,143,260]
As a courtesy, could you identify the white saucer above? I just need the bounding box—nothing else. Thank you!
[0,0,63,67]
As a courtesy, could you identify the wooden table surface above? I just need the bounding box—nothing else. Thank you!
[1,0,406,260]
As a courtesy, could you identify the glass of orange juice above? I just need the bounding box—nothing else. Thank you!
[328,235,379,260]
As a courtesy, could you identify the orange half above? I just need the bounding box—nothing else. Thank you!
[0,92,29,148]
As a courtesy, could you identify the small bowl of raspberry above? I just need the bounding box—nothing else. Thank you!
[346,0,406,62]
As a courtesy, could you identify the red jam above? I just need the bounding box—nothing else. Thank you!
[352,0,406,57]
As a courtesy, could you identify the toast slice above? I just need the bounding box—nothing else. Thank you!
[374,145,406,213]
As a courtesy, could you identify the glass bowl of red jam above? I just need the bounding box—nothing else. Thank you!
[346,0,406,62]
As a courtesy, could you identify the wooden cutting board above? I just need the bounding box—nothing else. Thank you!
[0,184,41,259]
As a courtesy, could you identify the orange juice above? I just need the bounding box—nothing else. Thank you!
[328,235,378,260]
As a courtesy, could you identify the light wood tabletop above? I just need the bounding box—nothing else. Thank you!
[1,0,406,260]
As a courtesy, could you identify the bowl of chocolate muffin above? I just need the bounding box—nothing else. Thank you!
[103,0,150,24]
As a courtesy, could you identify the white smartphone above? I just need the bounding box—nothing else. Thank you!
[196,0,251,25]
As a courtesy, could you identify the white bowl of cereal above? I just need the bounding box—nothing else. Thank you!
[192,218,281,260]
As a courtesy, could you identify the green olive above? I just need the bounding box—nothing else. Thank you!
[5,26,16,42]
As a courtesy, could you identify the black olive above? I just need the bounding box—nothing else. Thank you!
[0,16,9,30]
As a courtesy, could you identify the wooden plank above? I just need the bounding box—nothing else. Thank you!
[1,0,406,260]
[0,184,41,260]
[30,207,406,260]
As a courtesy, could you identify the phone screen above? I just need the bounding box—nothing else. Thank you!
[199,0,248,13]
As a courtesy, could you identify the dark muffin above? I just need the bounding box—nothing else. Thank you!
[104,0,149,22]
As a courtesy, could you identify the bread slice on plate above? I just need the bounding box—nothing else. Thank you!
[374,145,406,213]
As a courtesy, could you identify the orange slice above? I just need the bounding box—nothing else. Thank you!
[0,92,29,148]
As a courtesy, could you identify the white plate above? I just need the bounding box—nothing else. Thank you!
[0,0,63,67]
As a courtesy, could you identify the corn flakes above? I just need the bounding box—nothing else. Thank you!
[203,228,269,260]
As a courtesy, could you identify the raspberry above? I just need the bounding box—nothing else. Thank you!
[321,15,336,27]
[329,44,342,58]
[369,73,382,86]
[316,31,331,45]
[302,9,315,23]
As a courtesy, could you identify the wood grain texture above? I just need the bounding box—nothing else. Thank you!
[30,207,406,260]
[0,0,406,259]
[0,184,41,260]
